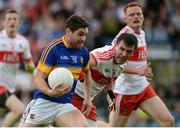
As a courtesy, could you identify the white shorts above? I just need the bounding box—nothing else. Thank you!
[21,98,77,126]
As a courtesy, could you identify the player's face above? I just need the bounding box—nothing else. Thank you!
[114,40,135,64]
[3,13,19,33]
[68,27,88,49]
[124,6,144,29]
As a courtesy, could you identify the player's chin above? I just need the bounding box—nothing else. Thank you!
[115,59,125,64]
[133,22,142,27]
[76,44,84,49]
[9,28,16,32]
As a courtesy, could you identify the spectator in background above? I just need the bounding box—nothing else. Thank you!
[172,102,180,125]
[153,19,169,44]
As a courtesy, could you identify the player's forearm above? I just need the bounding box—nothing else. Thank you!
[83,70,91,101]
[106,89,115,112]
[123,66,139,74]
[124,64,153,77]
[34,78,50,95]
[33,70,51,95]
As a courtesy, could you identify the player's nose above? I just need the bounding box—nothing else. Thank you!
[81,36,87,42]
[121,51,127,57]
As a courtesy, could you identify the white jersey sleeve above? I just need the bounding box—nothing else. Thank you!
[23,39,32,60]
[18,34,32,61]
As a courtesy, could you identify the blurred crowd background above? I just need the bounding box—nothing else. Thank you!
[0,0,180,126]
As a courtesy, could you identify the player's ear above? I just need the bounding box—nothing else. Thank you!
[66,28,72,35]
[114,41,118,46]
[123,16,127,23]
[2,20,5,27]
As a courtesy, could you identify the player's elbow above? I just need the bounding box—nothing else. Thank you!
[160,115,175,127]
[165,115,175,127]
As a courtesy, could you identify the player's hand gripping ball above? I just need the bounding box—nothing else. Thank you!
[48,67,74,89]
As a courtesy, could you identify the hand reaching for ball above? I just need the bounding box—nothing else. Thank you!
[48,84,72,97]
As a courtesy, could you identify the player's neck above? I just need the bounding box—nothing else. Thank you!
[64,35,71,48]
[130,26,141,34]
[6,30,17,38]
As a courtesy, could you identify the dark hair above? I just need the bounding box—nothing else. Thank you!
[2,9,19,19]
[116,33,138,49]
[123,2,142,14]
[65,14,89,31]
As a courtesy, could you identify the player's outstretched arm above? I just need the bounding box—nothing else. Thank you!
[104,82,115,112]
[89,54,97,67]
[81,69,92,116]
[123,63,153,77]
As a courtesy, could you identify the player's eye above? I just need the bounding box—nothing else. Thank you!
[78,33,84,36]
[130,13,135,17]
[137,13,141,16]
[127,50,133,55]
[120,47,125,51]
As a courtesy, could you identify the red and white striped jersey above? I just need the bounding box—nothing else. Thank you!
[75,45,126,100]
[113,26,149,95]
[0,30,32,92]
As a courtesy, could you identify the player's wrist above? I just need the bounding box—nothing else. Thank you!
[84,95,91,101]
[107,90,115,101]
[106,90,115,112]
[25,63,35,73]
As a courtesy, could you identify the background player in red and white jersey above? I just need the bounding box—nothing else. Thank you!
[109,2,174,127]
[0,9,34,126]
[71,33,138,126]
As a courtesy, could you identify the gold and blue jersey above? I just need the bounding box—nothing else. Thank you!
[33,36,90,103]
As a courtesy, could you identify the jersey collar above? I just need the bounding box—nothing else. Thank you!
[62,36,69,48]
